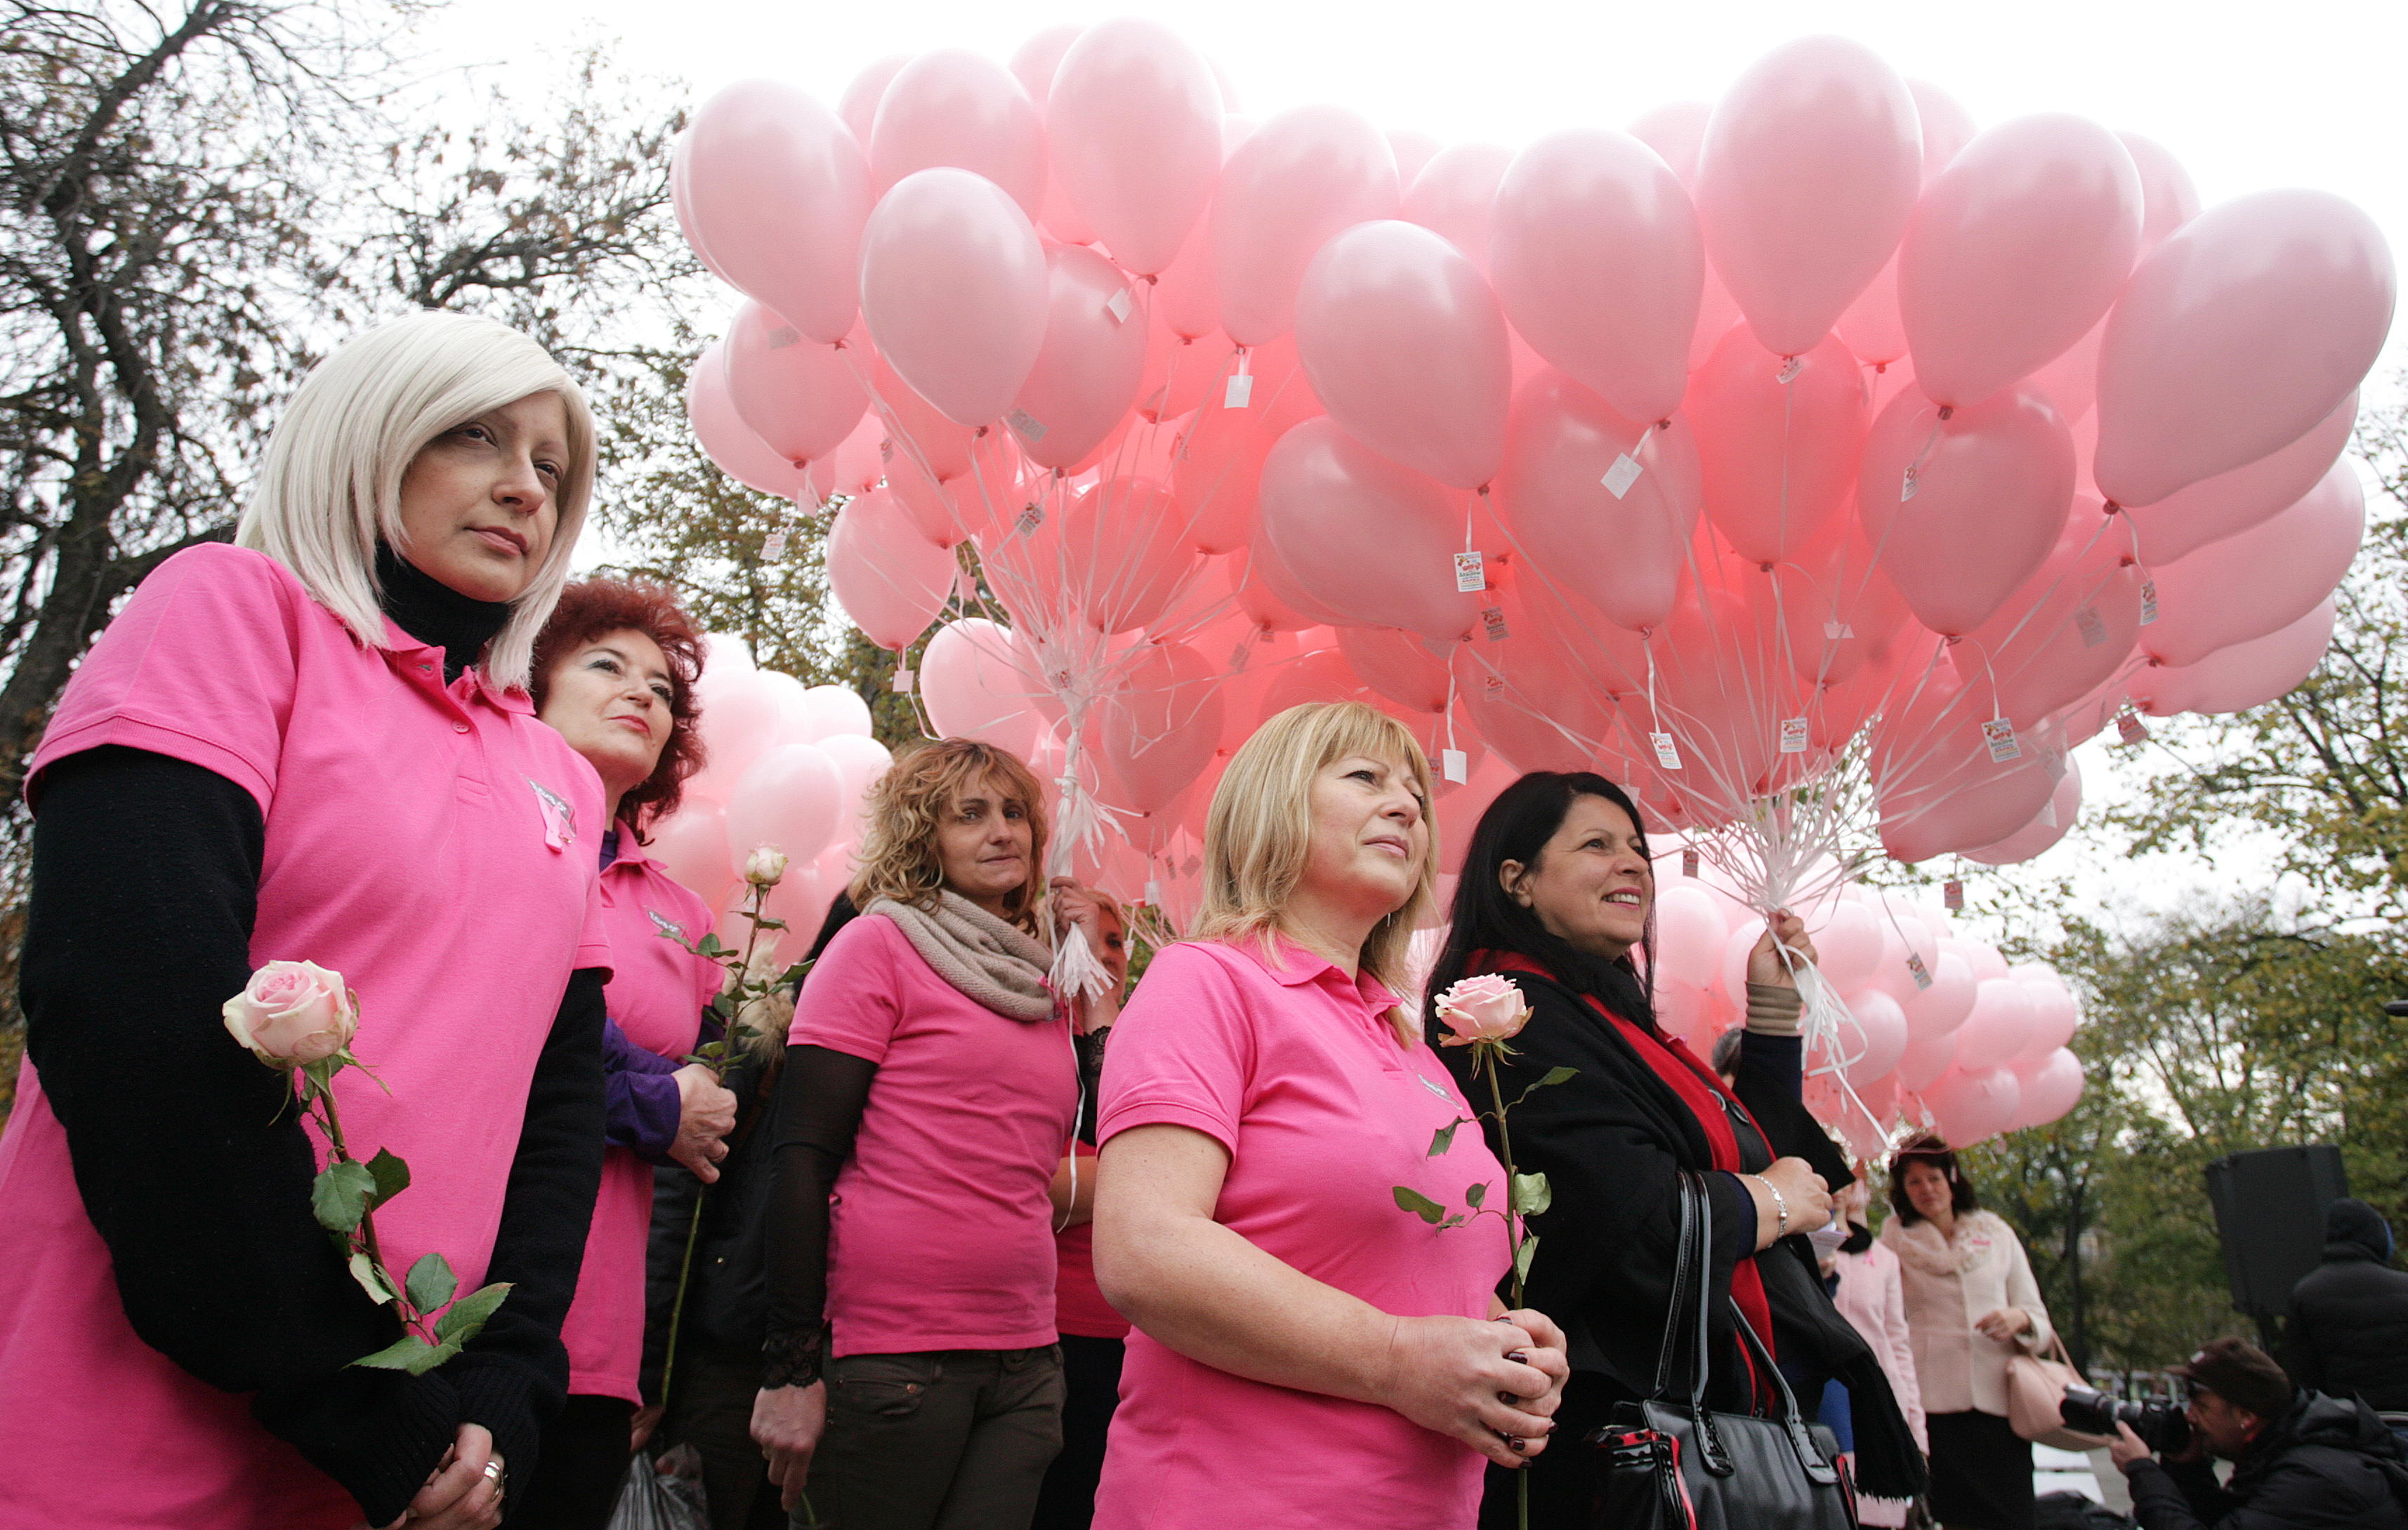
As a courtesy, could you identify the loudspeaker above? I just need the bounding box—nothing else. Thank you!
[2204,1145,2349,1319]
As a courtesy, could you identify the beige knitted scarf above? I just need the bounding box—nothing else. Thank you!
[867,891,1057,1023]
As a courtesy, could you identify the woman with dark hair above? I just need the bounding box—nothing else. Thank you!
[1430,770,1928,1526]
[1882,1137,2053,1530]
[513,578,737,1528]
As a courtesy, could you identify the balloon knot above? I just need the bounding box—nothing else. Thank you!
[1758,562,1774,574]
[2103,501,2122,515]
[1937,406,1955,421]
[1942,633,1961,645]
[974,426,989,437]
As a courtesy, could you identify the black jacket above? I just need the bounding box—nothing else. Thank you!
[2125,1391,2408,1530]
[2286,1230,2408,1411]
[1435,963,1924,1500]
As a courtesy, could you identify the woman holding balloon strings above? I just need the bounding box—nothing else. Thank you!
[1426,770,1928,1529]
[503,578,738,1530]
[751,737,1078,1529]
[1090,701,1570,1530]
[0,310,614,1530]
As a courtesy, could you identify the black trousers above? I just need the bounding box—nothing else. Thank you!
[1029,1335,1125,1530]
[1927,1409,2034,1530]
[515,1393,636,1530]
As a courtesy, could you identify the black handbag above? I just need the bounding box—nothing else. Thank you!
[1588,1172,1859,1530]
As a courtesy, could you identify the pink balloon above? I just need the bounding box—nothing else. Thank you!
[1452,589,1623,773]
[722,301,869,466]
[1953,978,2037,1069]
[822,414,888,496]
[2118,132,2200,253]
[760,863,834,954]
[2020,981,2079,1059]
[1961,755,2082,866]
[1812,899,1883,991]
[1047,19,1222,276]
[1894,1024,1959,1093]
[1959,515,2142,726]
[725,743,846,869]
[1921,1063,2021,1144]
[1169,334,1322,554]
[838,56,907,146]
[2124,393,2357,566]
[827,488,954,651]
[1857,384,2074,635]
[869,50,1047,220]
[1874,689,2067,863]
[1012,244,1147,468]
[816,732,893,813]
[1258,418,1482,642]
[2094,189,2395,508]
[1055,477,1202,634]
[2140,460,2363,667]
[683,81,870,344]
[1626,101,1710,186]
[1496,371,1702,631]
[1152,225,1221,340]
[1097,642,1225,811]
[2015,1048,2086,1127]
[1653,885,1730,991]
[1899,115,2142,409]
[2028,318,2106,426]
[1908,81,1977,180]
[686,344,814,499]
[1404,143,1513,270]
[1338,626,1452,714]
[1296,220,1513,489]
[648,799,737,909]
[1838,986,1910,1084]
[1901,949,1977,1037]
[1211,105,1400,345]
[1007,23,1081,105]
[670,129,737,289]
[2134,595,2336,718]
[1836,251,1907,365]
[870,349,978,481]
[1388,131,1442,186]
[796,684,874,744]
[1489,128,1703,424]
[860,168,1049,428]
[919,619,1043,758]
[886,425,1020,548]
[1690,327,1867,562]
[1695,37,1922,357]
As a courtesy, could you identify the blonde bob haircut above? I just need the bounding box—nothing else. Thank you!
[850,737,1052,935]
[235,310,597,691]
[1194,701,1437,1043]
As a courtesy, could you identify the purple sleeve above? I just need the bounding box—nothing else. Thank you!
[601,1017,683,1158]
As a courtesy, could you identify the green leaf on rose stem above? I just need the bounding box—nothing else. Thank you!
[436,1281,514,1343]
[347,1250,398,1305]
[351,1333,441,1371]
[754,916,788,932]
[1514,1233,1539,1286]
[405,1251,458,1314]
[697,933,725,956]
[1535,1066,1577,1089]
[1511,1172,1553,1217]
[1466,1180,1487,1208]
[1391,1186,1447,1224]
[1442,1214,1468,1229]
[1428,1117,1467,1158]
[364,1147,409,1207]
[311,1159,377,1233]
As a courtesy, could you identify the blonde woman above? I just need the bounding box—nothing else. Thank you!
[1090,702,1570,1530]
[0,311,607,1530]
[751,739,1077,1529]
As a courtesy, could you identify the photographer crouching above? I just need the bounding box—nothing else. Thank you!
[2095,1338,2408,1530]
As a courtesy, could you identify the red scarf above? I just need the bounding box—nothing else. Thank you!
[1477,952,1777,1357]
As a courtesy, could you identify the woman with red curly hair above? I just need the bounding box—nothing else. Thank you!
[518,578,739,1529]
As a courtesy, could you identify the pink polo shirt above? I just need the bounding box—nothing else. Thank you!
[791,911,1077,1357]
[0,543,611,1529]
[1092,939,1510,1530]
[560,838,718,1403]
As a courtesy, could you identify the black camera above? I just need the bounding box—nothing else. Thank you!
[2062,1384,2192,1454]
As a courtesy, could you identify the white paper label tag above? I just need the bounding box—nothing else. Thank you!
[892,667,916,694]
[1776,356,1803,383]
[1482,674,1506,697]
[1601,454,1645,499]
[766,324,801,349]
[1442,748,1468,784]
[1681,848,1699,879]
[1943,878,1964,912]
[955,566,978,602]
[1224,374,1254,409]
[2042,746,2067,783]
[879,437,895,462]
[762,527,790,560]
[1481,606,1509,642]
[1014,503,1045,538]
[1229,638,1254,671]
[2138,580,2159,626]
[1105,287,1133,324]
[1779,717,1810,754]
[1900,466,1921,502]
[2038,798,2058,829]
[2118,710,2150,746]
[1824,620,1855,640]
[1145,878,1162,906]
[1982,717,2021,763]
[1905,952,1934,991]
[1650,732,1683,770]
[2074,605,2108,647]
[1453,550,1486,593]
[1006,409,1048,443]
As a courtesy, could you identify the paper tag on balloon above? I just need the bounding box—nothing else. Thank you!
[2138,580,2159,626]
[2038,798,2059,829]
[891,667,915,694]
[1014,502,1046,539]
[1601,454,1645,499]
[766,324,801,350]
[1776,357,1803,384]
[1650,732,1683,770]
[1006,409,1048,444]
[1224,374,1254,409]
[1442,748,1468,784]
[1228,633,1255,671]
[1681,848,1699,879]
[1943,878,1965,912]
[1779,717,1809,754]
[1483,673,1506,697]
[1105,287,1133,325]
[1905,951,1934,991]
[1982,717,2021,763]
[761,527,789,561]
[1453,550,1486,593]
[1823,620,1855,640]
[2074,605,2108,648]
[1143,880,1162,909]
[1481,606,1509,642]
[2042,746,2067,783]
[879,437,895,463]
[1900,466,1922,502]
[2117,709,2150,746]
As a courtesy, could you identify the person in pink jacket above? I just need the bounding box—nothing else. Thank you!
[1832,1175,1928,1528]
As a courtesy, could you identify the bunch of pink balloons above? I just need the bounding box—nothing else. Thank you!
[644,635,894,951]
[669,23,2394,954]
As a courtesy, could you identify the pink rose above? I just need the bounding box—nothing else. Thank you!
[1435,974,1531,1047]
[223,961,358,1068]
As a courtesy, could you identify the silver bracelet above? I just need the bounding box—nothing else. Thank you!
[1745,1173,1788,1236]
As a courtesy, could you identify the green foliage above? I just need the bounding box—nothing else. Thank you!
[404,1251,456,1315]
[1393,1186,1446,1224]
[311,1159,379,1234]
